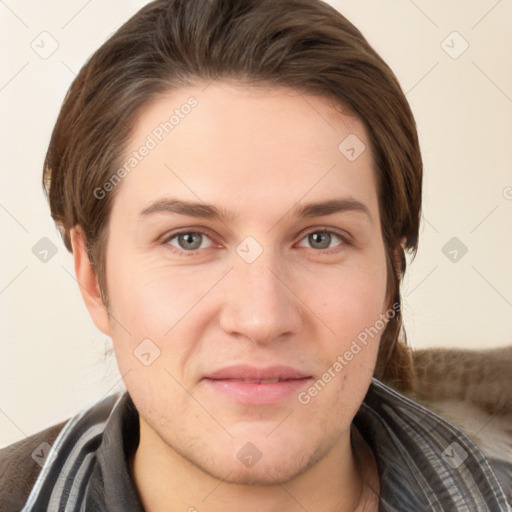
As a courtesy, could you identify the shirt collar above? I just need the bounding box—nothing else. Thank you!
[354,379,510,511]
[88,391,145,511]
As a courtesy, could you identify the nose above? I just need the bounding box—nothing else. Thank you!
[217,247,303,346]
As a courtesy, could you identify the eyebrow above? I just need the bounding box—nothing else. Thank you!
[140,197,372,222]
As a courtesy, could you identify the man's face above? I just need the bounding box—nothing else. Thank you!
[101,81,389,484]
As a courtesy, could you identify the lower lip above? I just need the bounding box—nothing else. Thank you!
[203,378,312,405]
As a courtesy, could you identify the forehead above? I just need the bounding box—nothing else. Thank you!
[110,81,378,225]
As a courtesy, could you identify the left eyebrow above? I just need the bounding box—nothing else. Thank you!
[139,197,372,223]
[291,198,372,221]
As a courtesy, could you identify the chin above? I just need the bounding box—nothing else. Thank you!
[180,433,329,487]
[205,453,317,486]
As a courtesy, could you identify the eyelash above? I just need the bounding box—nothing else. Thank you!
[161,228,351,256]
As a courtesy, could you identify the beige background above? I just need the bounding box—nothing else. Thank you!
[1,0,511,447]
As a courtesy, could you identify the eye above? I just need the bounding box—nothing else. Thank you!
[296,229,347,252]
[164,231,214,253]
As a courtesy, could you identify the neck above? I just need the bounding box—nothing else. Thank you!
[350,425,381,511]
[129,419,380,512]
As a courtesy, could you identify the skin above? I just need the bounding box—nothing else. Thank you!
[72,81,388,511]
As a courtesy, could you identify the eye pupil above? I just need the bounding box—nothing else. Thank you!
[309,232,331,249]
[179,232,202,250]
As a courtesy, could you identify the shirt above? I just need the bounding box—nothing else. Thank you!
[3,379,511,511]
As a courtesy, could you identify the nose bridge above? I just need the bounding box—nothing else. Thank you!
[218,239,301,343]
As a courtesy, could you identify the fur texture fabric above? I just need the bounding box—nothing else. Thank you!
[402,345,512,503]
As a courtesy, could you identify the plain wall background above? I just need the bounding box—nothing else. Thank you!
[1,0,511,447]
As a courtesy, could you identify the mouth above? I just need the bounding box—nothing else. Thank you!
[224,378,286,383]
[202,365,313,404]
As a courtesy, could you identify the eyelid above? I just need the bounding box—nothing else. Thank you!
[161,226,352,255]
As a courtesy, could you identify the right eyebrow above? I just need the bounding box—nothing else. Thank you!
[140,199,238,223]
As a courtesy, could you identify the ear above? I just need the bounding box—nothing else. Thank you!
[70,226,111,336]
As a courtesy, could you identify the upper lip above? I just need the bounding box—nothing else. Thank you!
[203,365,311,381]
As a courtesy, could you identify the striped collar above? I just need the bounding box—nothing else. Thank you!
[354,380,511,510]
[21,379,511,511]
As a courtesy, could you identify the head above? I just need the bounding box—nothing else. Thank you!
[44,0,422,486]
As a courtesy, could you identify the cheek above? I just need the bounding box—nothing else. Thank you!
[315,259,389,382]
[104,256,224,374]
[106,255,205,330]
[316,259,388,332]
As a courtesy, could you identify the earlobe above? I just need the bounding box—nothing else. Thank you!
[70,227,111,336]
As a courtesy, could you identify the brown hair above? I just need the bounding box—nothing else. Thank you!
[43,0,422,390]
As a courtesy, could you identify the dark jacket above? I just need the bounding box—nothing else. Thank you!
[0,420,68,511]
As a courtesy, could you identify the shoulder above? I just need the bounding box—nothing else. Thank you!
[0,420,68,511]
[358,379,512,510]
[7,392,132,511]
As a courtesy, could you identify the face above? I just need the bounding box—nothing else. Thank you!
[95,81,389,485]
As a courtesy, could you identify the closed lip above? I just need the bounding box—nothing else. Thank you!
[203,364,311,382]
